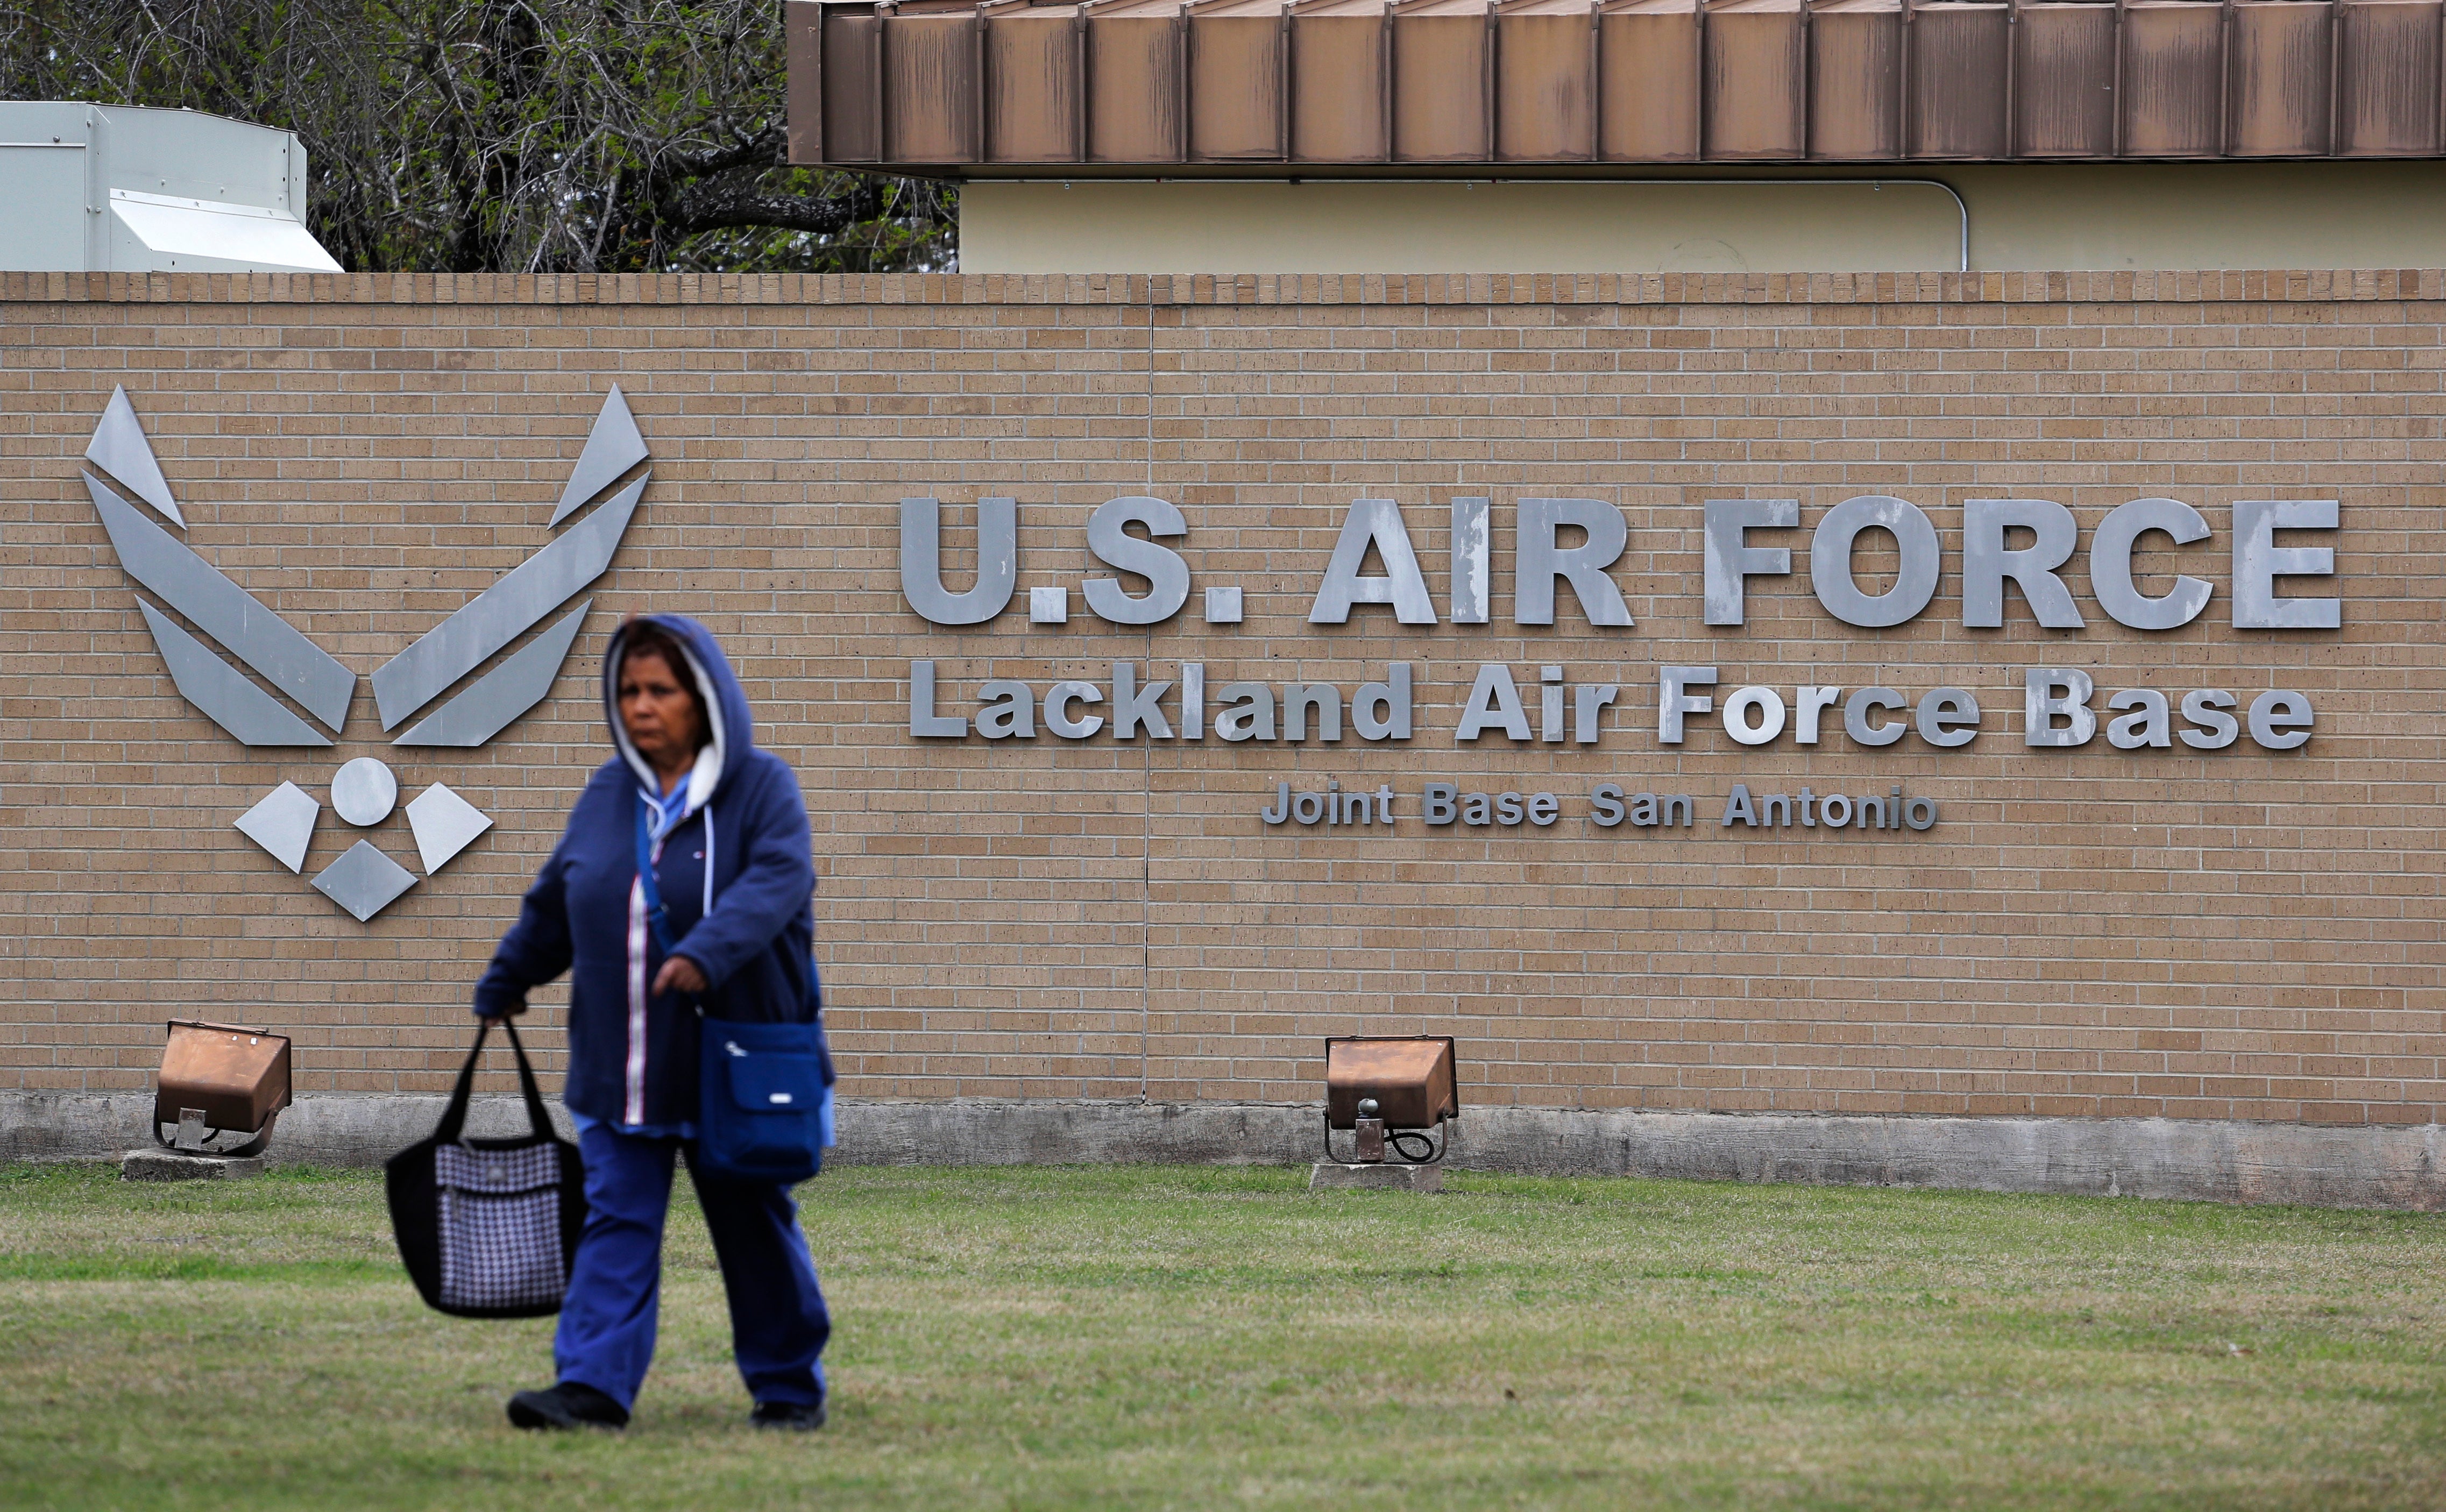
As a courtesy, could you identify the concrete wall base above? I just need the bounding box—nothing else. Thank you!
[8,1093,2442,1210]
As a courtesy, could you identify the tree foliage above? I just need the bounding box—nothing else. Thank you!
[0,1,955,273]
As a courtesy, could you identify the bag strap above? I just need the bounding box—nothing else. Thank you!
[436,1018,556,1146]
[637,790,728,1020]
[635,792,676,957]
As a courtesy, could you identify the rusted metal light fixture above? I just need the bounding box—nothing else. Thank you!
[152,1020,291,1159]
[1323,1036,1459,1165]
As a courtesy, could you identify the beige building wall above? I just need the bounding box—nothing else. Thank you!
[2,268,2442,1131]
[961,163,2446,274]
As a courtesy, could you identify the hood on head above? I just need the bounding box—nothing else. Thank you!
[602,613,756,816]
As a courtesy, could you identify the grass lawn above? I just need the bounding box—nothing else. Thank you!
[2,1162,2443,1510]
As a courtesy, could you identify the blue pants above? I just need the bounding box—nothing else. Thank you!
[554,1124,829,1411]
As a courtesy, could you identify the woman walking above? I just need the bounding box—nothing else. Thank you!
[473,614,832,1432]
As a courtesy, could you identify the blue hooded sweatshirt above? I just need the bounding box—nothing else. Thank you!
[473,615,825,1128]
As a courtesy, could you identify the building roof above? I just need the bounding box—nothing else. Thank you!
[785,0,2446,172]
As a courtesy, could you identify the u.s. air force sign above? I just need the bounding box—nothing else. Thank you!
[81,387,650,921]
[896,492,2338,837]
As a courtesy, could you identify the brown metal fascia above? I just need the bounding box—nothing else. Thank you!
[1382,5,1397,162]
[2329,0,2343,154]
[814,0,2446,171]
[1488,3,1504,161]
[1178,9,1192,160]
[1486,0,1501,159]
[1695,0,1711,157]
[1281,5,1294,157]
[1802,0,1817,155]
[878,0,898,161]
[788,0,824,164]
[1589,0,1604,160]
[1181,1,1198,157]
[880,0,903,162]
[2217,0,2233,154]
[974,7,991,163]
[2112,0,2126,156]
[1898,0,1914,159]
[1081,8,1101,160]
[2004,0,2018,158]
[814,3,883,165]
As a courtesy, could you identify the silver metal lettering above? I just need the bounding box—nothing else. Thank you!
[1658,666,1716,744]
[1044,680,1104,739]
[1352,664,1413,741]
[1283,684,1342,743]
[1916,687,1980,748]
[2089,498,2213,631]
[1574,683,1619,744]
[1810,495,1941,628]
[1450,497,1491,624]
[1457,664,1532,742]
[2232,500,2341,630]
[1084,495,1191,625]
[1962,498,2085,629]
[1795,684,1842,744]
[1111,663,1174,740]
[909,659,967,738]
[976,680,1036,739]
[1514,498,1633,628]
[1703,499,1797,626]
[2248,690,2314,749]
[1721,686,1786,746]
[2179,688,2239,749]
[898,496,1018,627]
[2105,688,2172,749]
[1310,499,1437,624]
[1215,683,1275,742]
[2024,668,2096,747]
[1844,687,1907,747]
[1181,663,1206,740]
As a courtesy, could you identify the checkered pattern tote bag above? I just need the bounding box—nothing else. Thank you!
[385,1020,587,1319]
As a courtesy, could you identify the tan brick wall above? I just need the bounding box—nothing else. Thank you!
[3,268,2441,1126]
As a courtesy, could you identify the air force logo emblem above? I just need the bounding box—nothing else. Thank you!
[80,387,650,920]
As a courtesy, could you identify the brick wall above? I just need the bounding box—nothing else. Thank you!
[3,268,2441,1126]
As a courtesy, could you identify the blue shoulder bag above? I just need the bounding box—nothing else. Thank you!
[637,795,834,1183]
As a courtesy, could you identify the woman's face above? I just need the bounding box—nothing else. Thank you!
[619,647,703,773]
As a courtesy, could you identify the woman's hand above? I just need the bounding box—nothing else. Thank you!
[653,955,709,997]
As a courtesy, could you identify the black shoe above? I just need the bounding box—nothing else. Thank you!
[750,1397,827,1432]
[507,1381,630,1431]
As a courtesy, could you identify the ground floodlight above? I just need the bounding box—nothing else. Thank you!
[153,1020,292,1158]
[1323,1037,1459,1165]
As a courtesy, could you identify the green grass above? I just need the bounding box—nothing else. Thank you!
[3,1161,2445,1510]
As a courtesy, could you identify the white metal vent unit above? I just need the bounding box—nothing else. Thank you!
[0,102,342,274]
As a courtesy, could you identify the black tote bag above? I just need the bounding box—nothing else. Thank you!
[385,1019,588,1319]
